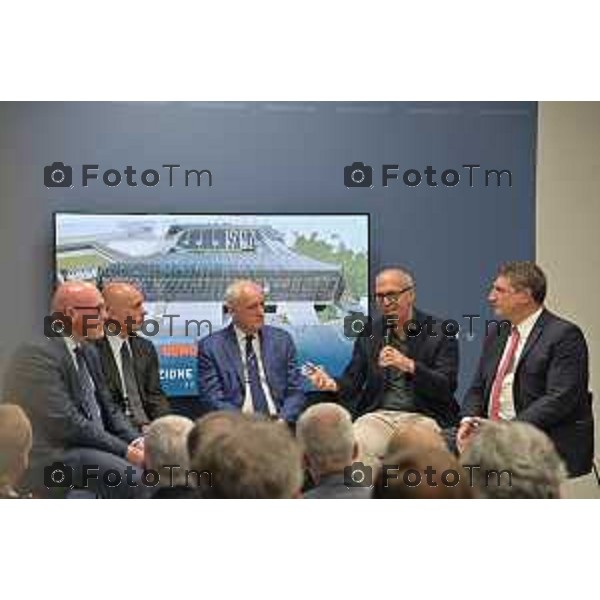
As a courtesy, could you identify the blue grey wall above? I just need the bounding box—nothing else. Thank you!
[0,101,536,398]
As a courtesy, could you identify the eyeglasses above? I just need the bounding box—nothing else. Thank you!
[374,285,414,304]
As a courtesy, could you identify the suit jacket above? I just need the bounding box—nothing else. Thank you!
[95,334,170,423]
[337,310,460,428]
[303,472,372,499]
[197,324,306,422]
[2,337,139,472]
[462,309,594,477]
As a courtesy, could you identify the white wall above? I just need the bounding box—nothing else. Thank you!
[537,101,600,475]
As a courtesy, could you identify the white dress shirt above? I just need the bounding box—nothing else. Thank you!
[106,334,129,396]
[490,307,543,420]
[233,325,277,416]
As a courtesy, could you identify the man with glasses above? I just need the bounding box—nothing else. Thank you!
[460,261,594,477]
[306,268,460,428]
[2,281,145,497]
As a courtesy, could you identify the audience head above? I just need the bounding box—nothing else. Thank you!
[0,404,33,492]
[460,421,565,499]
[190,416,303,499]
[102,282,146,336]
[224,279,265,334]
[489,261,546,324]
[144,416,194,487]
[375,267,416,327]
[296,403,357,480]
[187,411,248,464]
[51,280,106,341]
[373,447,473,499]
[386,413,447,456]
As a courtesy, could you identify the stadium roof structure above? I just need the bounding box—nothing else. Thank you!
[98,224,346,303]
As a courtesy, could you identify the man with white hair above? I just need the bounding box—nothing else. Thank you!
[297,403,370,499]
[197,279,305,423]
[144,415,195,498]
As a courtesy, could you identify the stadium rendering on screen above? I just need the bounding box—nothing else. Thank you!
[55,213,370,397]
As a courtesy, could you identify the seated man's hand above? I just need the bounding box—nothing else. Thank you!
[378,345,415,374]
[304,364,338,392]
[456,417,485,454]
[127,441,145,466]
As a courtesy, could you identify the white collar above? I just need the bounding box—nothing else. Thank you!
[514,307,543,339]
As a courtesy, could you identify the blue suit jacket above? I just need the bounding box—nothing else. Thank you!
[197,324,305,422]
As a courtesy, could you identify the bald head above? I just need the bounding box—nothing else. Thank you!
[296,403,356,475]
[376,268,414,289]
[102,281,145,336]
[51,281,105,340]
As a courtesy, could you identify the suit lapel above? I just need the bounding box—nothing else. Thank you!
[258,327,275,390]
[515,309,547,372]
[99,337,124,395]
[54,337,82,400]
[223,324,244,387]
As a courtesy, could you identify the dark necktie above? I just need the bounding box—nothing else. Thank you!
[120,340,149,427]
[245,334,269,414]
[74,346,104,427]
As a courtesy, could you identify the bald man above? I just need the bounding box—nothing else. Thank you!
[306,268,460,428]
[95,282,169,429]
[2,281,144,498]
[197,279,305,422]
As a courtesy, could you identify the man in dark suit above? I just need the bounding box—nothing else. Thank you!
[460,261,594,477]
[95,282,170,430]
[306,268,460,428]
[197,279,305,423]
[2,281,145,497]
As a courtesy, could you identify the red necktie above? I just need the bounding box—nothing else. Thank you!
[489,327,521,420]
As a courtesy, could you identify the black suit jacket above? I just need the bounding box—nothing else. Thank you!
[95,334,170,423]
[2,337,139,471]
[463,309,594,477]
[337,310,460,428]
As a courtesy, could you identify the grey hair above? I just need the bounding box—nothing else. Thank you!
[224,279,262,307]
[376,268,415,289]
[144,416,195,486]
[460,421,566,499]
[192,418,303,499]
[296,403,355,474]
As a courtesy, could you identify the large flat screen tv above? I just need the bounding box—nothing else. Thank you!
[54,213,370,397]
